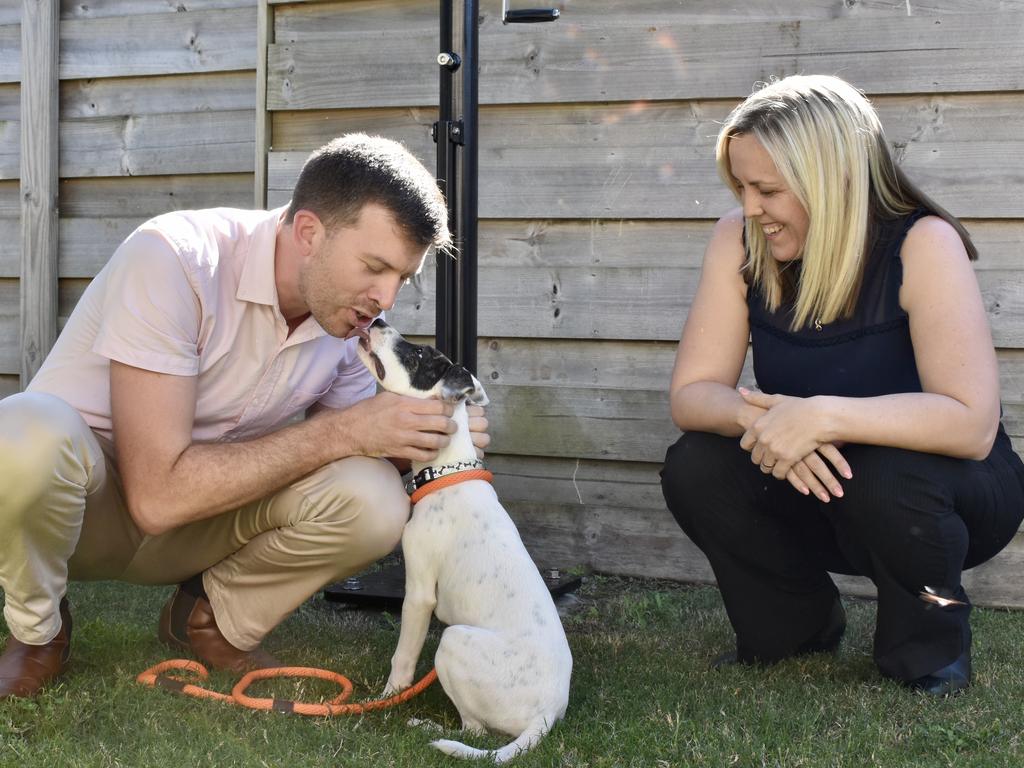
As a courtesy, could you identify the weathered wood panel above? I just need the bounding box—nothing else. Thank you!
[0,277,18,372]
[270,0,1024,24]
[20,0,60,384]
[267,11,1024,109]
[58,109,254,177]
[35,216,1024,280]
[389,265,1024,346]
[1,76,256,178]
[58,174,254,218]
[492,454,1024,608]
[268,94,1024,219]
[61,71,255,118]
[0,0,253,25]
[0,373,18,397]
[0,8,257,83]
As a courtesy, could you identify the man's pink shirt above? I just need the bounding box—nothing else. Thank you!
[28,206,376,443]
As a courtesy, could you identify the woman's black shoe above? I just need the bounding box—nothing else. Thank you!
[904,650,971,696]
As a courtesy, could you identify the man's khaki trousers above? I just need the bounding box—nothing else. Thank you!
[0,391,409,650]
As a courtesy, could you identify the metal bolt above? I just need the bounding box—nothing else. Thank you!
[545,568,561,580]
[343,577,363,591]
[437,52,461,70]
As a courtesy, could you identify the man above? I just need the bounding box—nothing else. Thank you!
[0,134,488,697]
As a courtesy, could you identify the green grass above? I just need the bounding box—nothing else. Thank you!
[2,577,1024,767]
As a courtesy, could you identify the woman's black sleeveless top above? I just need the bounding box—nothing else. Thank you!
[747,210,929,398]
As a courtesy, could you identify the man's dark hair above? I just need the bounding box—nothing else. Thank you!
[285,134,451,252]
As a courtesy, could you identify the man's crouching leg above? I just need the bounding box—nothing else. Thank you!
[0,392,109,697]
[138,456,409,669]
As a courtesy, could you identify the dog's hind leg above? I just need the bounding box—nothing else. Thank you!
[434,625,533,737]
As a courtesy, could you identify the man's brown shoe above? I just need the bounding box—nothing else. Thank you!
[0,597,72,699]
[158,586,281,673]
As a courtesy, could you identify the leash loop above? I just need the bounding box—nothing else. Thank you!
[136,660,437,716]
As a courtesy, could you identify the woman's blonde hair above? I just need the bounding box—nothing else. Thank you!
[716,74,976,330]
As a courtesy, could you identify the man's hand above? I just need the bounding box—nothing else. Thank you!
[315,392,457,463]
[467,404,490,459]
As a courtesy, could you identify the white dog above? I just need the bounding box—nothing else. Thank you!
[356,319,572,763]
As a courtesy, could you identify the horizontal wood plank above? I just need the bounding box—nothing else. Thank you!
[0,9,257,83]
[58,174,254,217]
[60,110,255,178]
[269,93,1024,219]
[58,0,254,20]
[270,0,1024,29]
[61,71,255,118]
[38,217,1024,281]
[387,265,1024,346]
[267,12,1024,109]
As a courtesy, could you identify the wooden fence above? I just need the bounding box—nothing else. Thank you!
[5,0,1024,605]
[263,0,1024,606]
[0,0,258,395]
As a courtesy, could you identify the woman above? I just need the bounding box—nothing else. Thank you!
[661,74,1024,696]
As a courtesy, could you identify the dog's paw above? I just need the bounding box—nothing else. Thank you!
[382,675,412,698]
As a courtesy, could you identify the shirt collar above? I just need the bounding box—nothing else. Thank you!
[236,206,288,307]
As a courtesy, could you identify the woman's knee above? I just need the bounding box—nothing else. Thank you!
[833,445,968,577]
[836,445,954,528]
[661,431,748,523]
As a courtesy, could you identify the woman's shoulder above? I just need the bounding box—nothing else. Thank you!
[705,208,746,269]
[898,214,975,309]
[900,214,969,269]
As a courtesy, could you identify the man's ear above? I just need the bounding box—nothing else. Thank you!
[440,366,489,405]
[291,209,326,256]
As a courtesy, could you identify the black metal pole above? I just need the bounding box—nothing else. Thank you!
[435,0,458,361]
[458,0,479,373]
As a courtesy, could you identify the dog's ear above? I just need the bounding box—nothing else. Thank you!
[440,366,489,405]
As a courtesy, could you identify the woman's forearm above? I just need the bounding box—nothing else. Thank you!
[671,380,765,437]
[817,392,999,460]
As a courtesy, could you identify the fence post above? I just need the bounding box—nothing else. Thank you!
[19,0,60,388]
[255,0,272,210]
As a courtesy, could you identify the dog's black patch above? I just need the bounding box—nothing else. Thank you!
[395,337,455,391]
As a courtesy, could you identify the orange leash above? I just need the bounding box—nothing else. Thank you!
[136,659,437,715]
[410,469,493,504]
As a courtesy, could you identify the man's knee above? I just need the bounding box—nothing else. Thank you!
[300,456,409,559]
[0,392,100,516]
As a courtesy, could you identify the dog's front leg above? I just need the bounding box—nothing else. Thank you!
[383,542,438,696]
[383,584,436,695]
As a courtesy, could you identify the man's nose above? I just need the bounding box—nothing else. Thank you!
[370,277,403,312]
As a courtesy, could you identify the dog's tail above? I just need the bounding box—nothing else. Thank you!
[430,715,553,764]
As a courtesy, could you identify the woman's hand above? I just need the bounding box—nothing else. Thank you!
[783,445,852,502]
[738,388,852,501]
[739,389,828,467]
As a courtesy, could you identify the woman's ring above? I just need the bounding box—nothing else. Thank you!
[761,461,775,470]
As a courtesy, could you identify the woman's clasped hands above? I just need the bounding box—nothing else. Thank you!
[737,388,853,503]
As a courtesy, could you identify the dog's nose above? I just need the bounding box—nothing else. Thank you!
[370,318,389,330]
